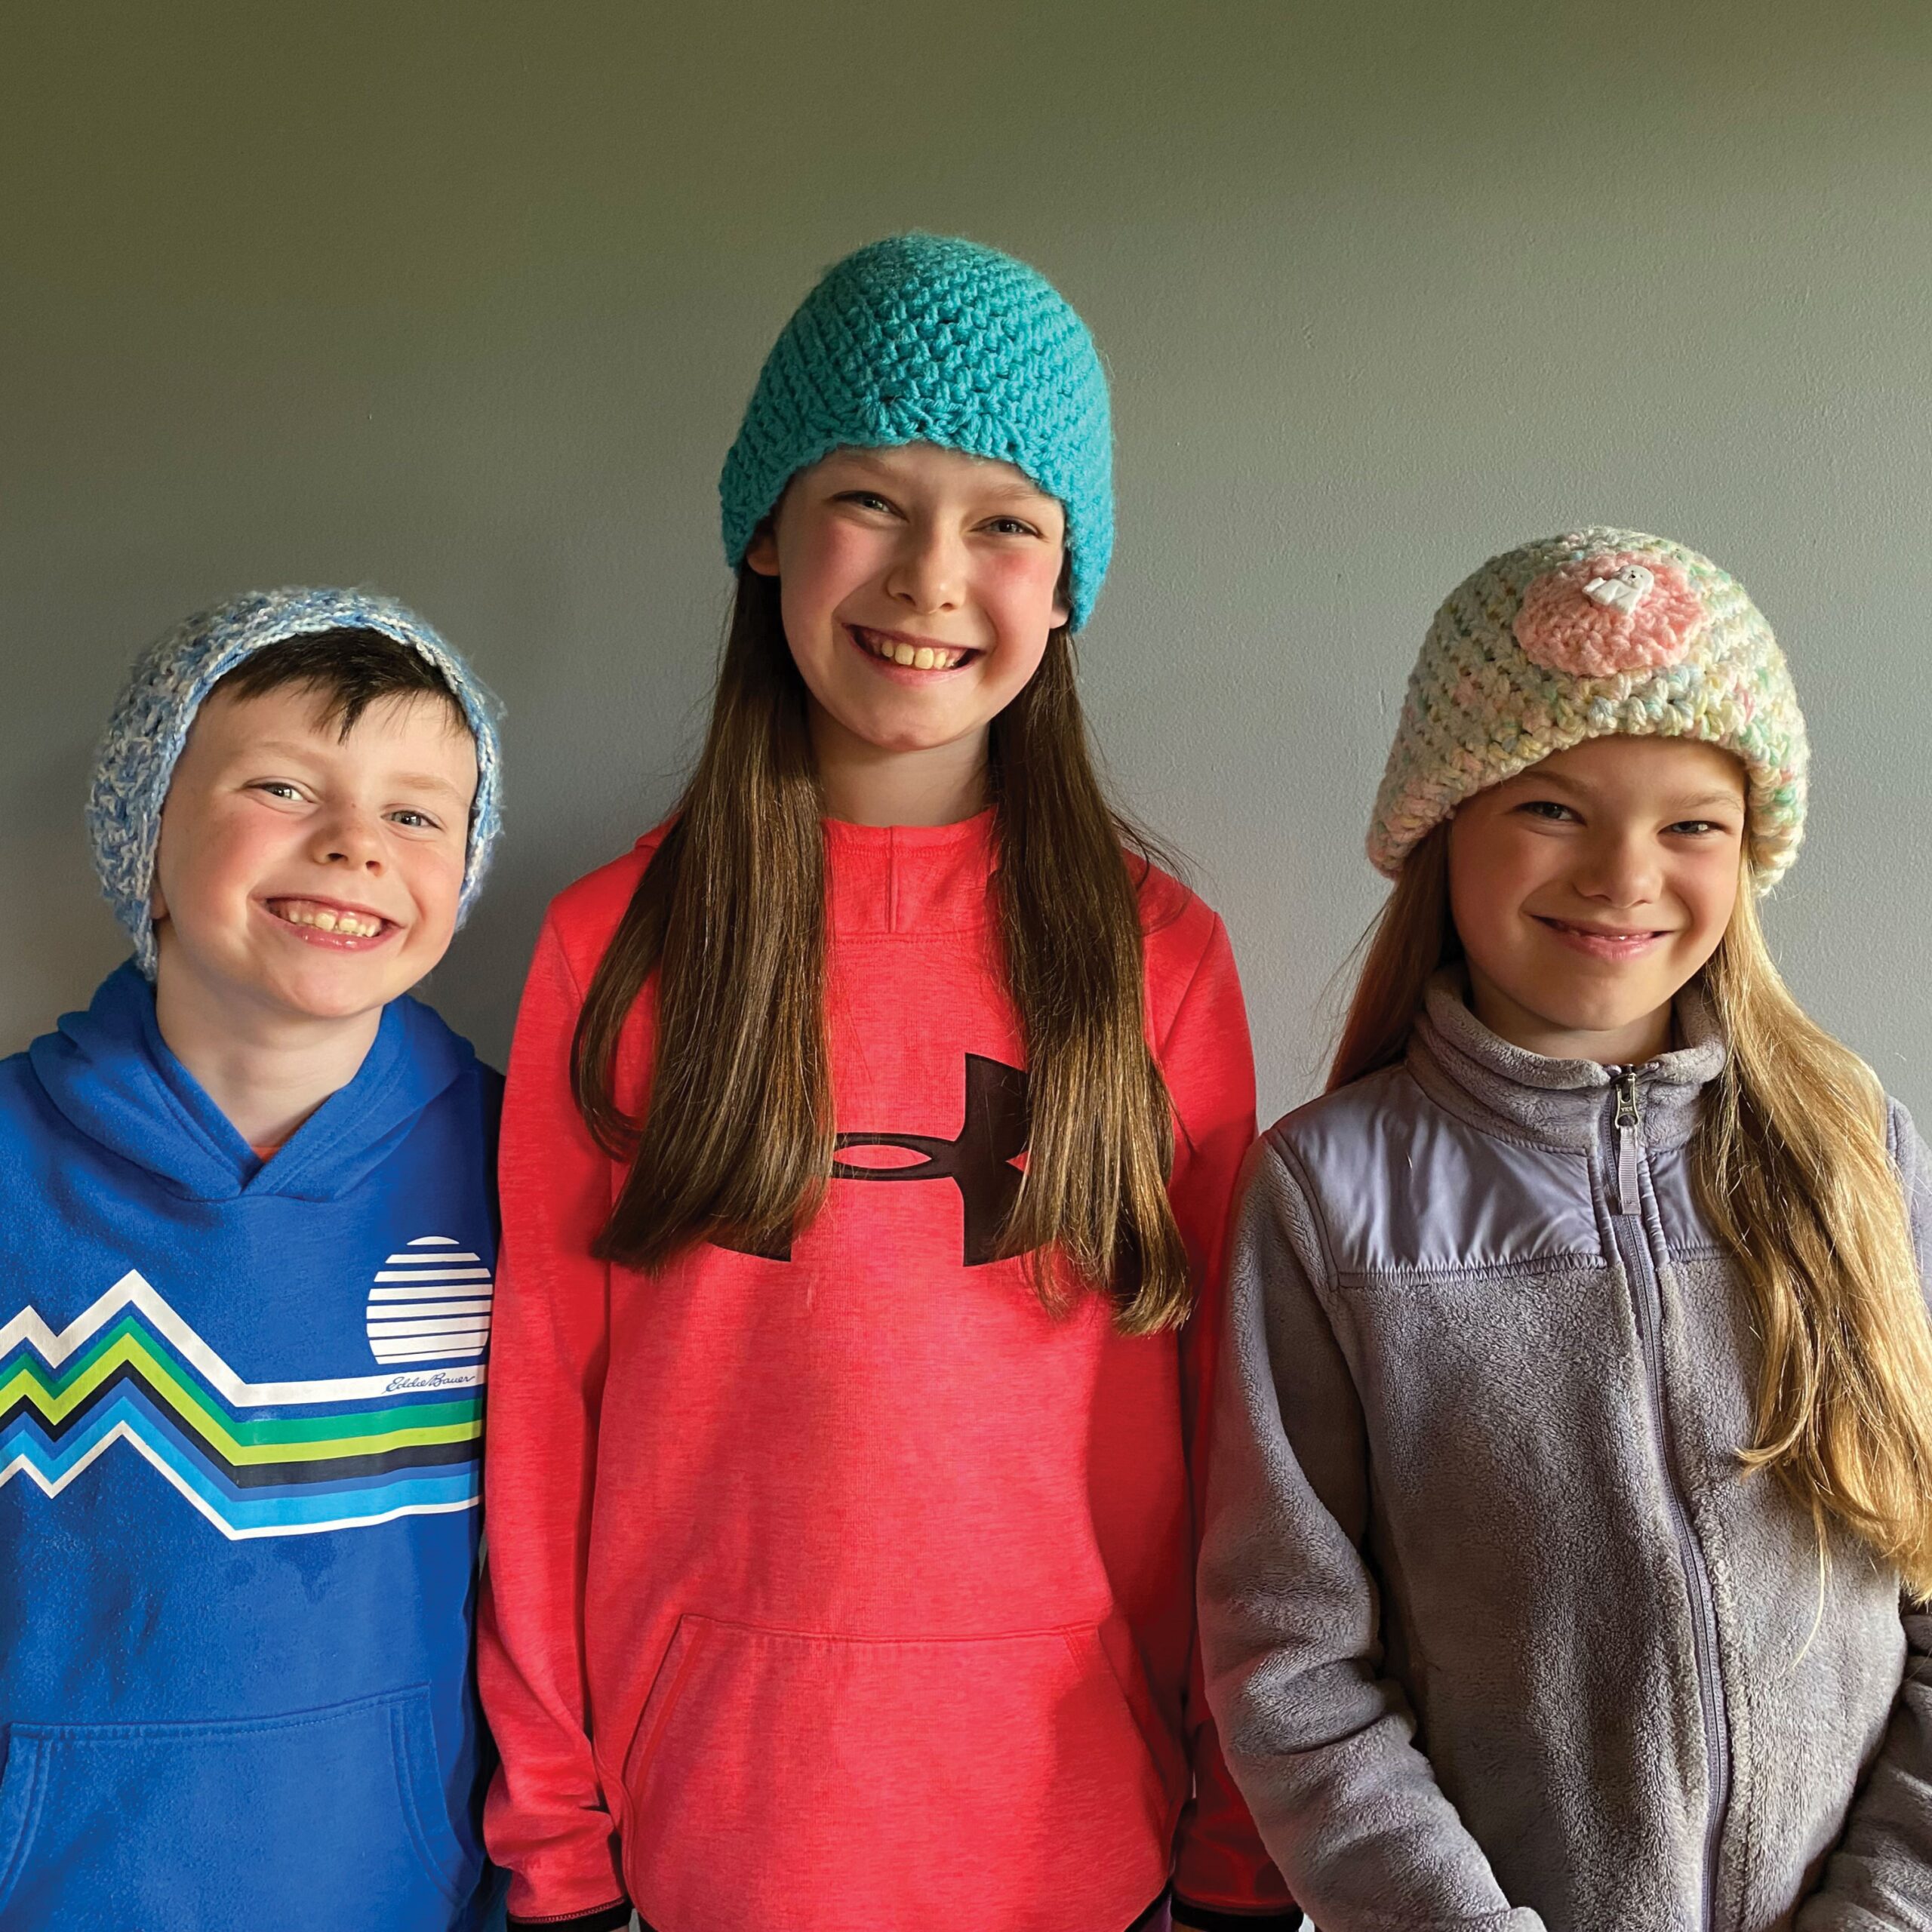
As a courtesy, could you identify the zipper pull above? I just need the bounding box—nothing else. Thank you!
[1614,1068,1644,1214]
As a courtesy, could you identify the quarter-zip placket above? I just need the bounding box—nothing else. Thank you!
[1605,1065,1730,1932]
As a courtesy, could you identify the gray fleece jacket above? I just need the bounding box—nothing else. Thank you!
[1198,972,1932,1932]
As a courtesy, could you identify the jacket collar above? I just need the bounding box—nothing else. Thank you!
[1406,967,1727,1153]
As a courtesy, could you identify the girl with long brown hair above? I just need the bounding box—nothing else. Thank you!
[476,235,1294,1932]
[1199,529,1932,1932]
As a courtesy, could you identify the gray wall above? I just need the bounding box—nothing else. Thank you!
[6,1,1929,1123]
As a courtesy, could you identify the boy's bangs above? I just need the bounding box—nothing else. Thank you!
[208,628,468,742]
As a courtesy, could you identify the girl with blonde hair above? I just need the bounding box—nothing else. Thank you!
[1200,530,1932,1931]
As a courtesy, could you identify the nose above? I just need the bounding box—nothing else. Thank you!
[882,521,965,615]
[309,801,386,875]
[1573,826,1662,909]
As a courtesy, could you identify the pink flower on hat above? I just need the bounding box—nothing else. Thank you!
[1512,551,1706,678]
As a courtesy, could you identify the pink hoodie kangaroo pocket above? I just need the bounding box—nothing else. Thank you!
[619,1612,1180,1931]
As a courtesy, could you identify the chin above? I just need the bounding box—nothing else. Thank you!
[852,719,971,755]
[272,971,404,1024]
[1539,996,1662,1040]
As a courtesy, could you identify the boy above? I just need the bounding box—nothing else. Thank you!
[0,589,506,1929]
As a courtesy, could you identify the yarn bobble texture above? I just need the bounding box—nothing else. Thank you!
[719,232,1115,630]
[88,586,504,977]
[1367,528,1807,891]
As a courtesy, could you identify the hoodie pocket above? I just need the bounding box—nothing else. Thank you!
[0,1686,472,1932]
[617,1613,1176,1931]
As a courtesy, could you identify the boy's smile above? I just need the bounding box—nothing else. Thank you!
[150,684,478,1041]
[263,895,394,943]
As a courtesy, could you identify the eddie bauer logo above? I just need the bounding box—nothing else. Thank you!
[722,1054,1028,1267]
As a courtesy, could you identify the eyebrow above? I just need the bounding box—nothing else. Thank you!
[235,745,470,800]
[391,774,470,801]
[238,740,331,762]
[1509,773,1743,813]
[1668,790,1747,812]
[829,451,1057,506]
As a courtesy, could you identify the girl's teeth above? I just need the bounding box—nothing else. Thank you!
[864,631,961,669]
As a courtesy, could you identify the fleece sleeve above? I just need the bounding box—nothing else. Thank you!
[475,915,633,1930]
[1158,915,1300,1931]
[1196,1137,1546,1932]
[1795,1101,1932,1930]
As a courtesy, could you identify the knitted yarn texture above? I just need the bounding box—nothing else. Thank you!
[719,232,1115,630]
[1368,528,1807,889]
[88,587,505,977]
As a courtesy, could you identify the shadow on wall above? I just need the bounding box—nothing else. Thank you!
[417,846,564,1074]
[4,738,128,1051]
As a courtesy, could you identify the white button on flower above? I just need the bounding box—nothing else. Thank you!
[1581,562,1655,614]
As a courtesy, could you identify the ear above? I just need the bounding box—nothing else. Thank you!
[1051,552,1073,630]
[745,524,780,577]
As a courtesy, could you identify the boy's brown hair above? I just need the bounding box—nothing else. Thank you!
[208,628,469,739]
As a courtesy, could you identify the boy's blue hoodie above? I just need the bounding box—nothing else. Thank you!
[0,964,503,1930]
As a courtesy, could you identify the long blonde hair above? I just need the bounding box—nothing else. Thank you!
[1330,826,1932,1595]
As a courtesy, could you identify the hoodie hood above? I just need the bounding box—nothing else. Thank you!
[29,962,479,1204]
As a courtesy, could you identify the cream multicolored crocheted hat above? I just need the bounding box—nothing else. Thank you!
[1368,528,1808,891]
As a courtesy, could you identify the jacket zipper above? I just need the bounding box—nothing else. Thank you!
[1606,1066,1730,1932]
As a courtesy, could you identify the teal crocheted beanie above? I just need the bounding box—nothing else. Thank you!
[719,232,1114,630]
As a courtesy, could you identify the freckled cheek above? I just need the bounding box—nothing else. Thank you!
[976,549,1065,625]
[1678,872,1740,957]
[170,812,286,923]
[789,524,893,611]
[985,544,1060,586]
[1460,837,1558,939]
[408,884,464,943]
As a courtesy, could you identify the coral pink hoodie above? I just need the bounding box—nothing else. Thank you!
[478,814,1294,1932]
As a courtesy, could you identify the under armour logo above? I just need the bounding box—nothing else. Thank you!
[722,1054,1029,1266]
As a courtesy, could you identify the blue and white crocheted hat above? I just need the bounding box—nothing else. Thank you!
[88,586,505,977]
[719,232,1115,630]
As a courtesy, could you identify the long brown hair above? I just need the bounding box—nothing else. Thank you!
[571,564,1192,1334]
[1329,828,1932,1594]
